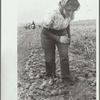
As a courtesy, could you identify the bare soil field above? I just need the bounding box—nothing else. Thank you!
[18,20,96,100]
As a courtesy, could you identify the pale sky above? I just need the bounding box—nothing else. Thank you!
[18,0,98,24]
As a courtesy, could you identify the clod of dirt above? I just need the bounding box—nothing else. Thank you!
[78,76,86,81]
[40,98,47,100]
[84,72,89,78]
[29,73,34,77]
[29,82,37,90]
[23,89,27,93]
[30,76,35,80]
[41,70,45,74]
[28,97,32,100]
[87,77,96,83]
[45,88,50,92]
[28,91,33,96]
[35,75,40,79]
[40,53,44,57]
[58,96,65,100]
[39,80,47,90]
[39,74,44,78]
[25,67,29,71]
[20,87,24,91]
[59,89,69,95]
[75,68,81,73]
[54,78,58,81]
[88,72,93,78]
[25,83,30,89]
[56,79,62,84]
[18,82,22,87]
[51,90,58,96]
[39,85,45,90]
[29,85,34,91]
[91,80,96,86]
[30,80,35,83]
[48,79,53,86]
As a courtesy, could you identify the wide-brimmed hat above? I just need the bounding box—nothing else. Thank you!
[59,0,80,11]
[58,0,68,8]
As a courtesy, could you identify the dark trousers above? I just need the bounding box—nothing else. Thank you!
[41,27,70,79]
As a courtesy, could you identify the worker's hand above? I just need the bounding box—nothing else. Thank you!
[59,35,70,44]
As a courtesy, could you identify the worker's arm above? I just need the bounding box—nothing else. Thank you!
[66,25,71,39]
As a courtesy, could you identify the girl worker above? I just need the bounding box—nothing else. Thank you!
[41,0,80,83]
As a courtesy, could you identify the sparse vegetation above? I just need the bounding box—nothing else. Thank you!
[18,20,96,100]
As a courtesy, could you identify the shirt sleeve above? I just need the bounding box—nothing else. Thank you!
[42,10,55,28]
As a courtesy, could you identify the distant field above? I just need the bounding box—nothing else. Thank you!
[18,19,96,100]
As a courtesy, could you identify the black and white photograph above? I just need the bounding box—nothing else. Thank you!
[1,0,99,100]
[17,0,98,100]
